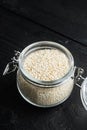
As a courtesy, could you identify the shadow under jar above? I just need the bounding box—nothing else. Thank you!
[17,41,75,107]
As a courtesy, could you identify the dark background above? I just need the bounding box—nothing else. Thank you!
[0,0,87,130]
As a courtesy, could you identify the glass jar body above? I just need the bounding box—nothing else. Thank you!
[17,41,75,107]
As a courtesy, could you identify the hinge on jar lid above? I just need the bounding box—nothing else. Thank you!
[3,50,20,76]
[75,67,85,88]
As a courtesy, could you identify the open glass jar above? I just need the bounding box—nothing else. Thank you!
[3,41,87,109]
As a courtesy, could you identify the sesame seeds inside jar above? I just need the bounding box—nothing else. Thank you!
[17,41,74,107]
[23,49,70,81]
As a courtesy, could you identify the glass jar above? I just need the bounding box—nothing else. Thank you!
[3,41,87,109]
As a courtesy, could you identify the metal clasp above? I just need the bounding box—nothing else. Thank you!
[3,50,20,76]
[75,67,85,88]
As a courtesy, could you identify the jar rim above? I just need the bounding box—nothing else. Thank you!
[18,41,74,87]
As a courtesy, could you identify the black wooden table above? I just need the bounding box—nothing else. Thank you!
[0,1,87,130]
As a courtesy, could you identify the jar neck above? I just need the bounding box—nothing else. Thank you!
[18,41,74,87]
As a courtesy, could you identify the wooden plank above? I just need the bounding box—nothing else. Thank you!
[1,0,87,45]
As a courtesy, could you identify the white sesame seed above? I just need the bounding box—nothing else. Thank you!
[23,49,70,81]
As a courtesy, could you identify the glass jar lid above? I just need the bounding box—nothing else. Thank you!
[75,67,87,110]
[80,77,87,110]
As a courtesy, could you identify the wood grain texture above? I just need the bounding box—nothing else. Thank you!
[0,6,87,130]
[1,0,87,45]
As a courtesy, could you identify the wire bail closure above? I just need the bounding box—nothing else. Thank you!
[3,50,20,76]
[75,67,85,88]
